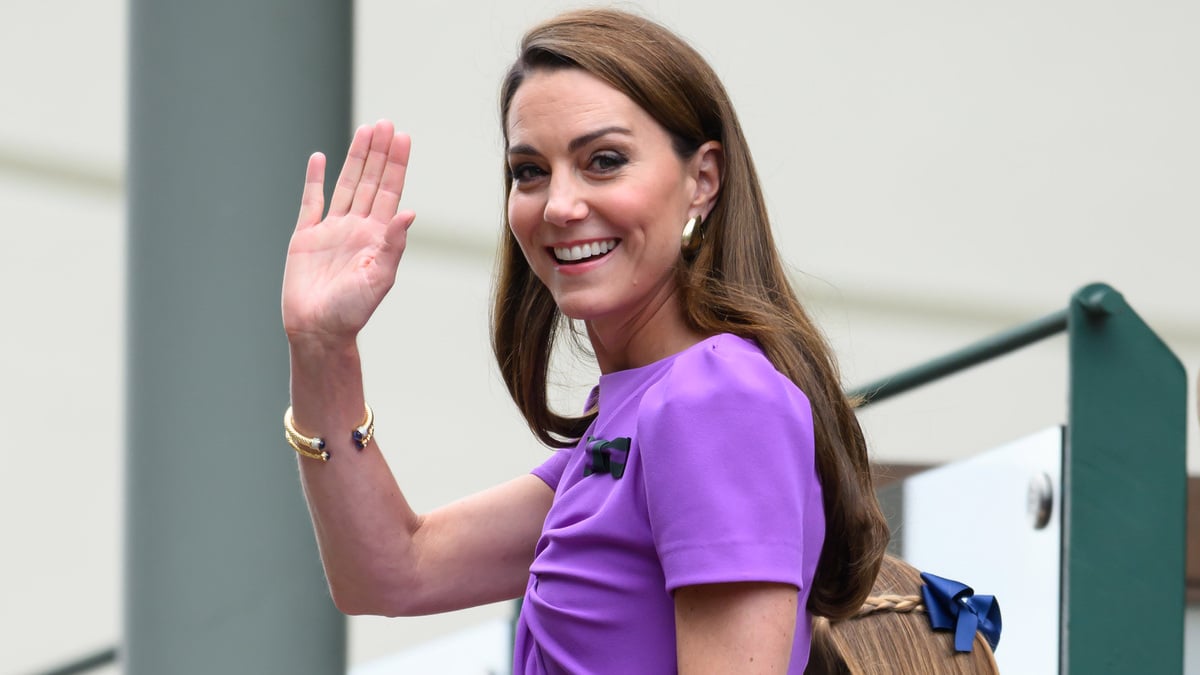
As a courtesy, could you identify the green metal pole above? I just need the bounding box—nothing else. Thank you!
[851,308,1069,407]
[125,1,350,672]
[1062,283,1187,673]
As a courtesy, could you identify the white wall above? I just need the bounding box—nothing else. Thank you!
[3,1,1196,671]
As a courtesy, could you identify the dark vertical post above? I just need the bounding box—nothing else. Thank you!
[1062,283,1187,673]
[126,1,351,672]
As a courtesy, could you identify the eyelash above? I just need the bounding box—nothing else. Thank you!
[509,151,629,185]
[511,163,546,183]
[589,151,627,173]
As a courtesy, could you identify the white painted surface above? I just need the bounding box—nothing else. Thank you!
[901,427,1063,673]
[350,618,511,675]
[1187,608,1200,674]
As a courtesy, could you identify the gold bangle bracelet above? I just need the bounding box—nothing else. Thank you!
[351,403,375,449]
[283,404,375,462]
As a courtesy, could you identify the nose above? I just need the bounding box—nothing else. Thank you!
[543,172,588,227]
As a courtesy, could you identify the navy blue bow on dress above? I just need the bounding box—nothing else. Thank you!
[920,571,1002,653]
[583,436,631,479]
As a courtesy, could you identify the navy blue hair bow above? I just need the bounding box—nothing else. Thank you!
[583,436,630,479]
[919,571,1002,653]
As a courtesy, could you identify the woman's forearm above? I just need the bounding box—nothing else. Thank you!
[288,339,425,615]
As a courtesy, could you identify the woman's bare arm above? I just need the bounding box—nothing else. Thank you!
[675,582,798,674]
[284,121,550,616]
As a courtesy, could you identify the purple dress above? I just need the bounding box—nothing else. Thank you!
[514,334,826,673]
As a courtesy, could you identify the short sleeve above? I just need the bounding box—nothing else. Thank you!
[637,338,822,593]
[531,449,572,492]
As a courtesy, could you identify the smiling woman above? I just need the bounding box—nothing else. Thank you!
[503,67,722,368]
[281,8,888,674]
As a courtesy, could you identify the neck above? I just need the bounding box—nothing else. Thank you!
[586,288,708,373]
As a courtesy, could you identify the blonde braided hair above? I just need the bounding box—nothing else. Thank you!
[855,594,925,618]
[808,557,1000,674]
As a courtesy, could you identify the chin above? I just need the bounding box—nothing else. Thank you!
[554,303,598,322]
[550,294,611,322]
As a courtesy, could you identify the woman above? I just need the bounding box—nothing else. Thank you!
[282,9,888,673]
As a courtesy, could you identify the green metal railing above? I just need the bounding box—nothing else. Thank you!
[853,282,1186,674]
[1059,283,1186,673]
[25,648,116,675]
[849,307,1069,408]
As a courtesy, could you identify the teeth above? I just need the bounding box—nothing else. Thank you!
[554,239,617,262]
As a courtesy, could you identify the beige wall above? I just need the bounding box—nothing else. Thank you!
[3,1,1196,671]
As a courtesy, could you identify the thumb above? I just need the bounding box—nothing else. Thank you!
[389,210,416,239]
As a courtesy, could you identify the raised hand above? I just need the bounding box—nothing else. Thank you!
[282,120,416,348]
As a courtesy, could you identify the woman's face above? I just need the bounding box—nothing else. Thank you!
[505,68,701,327]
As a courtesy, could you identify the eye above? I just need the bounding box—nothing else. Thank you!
[511,162,547,184]
[588,151,627,173]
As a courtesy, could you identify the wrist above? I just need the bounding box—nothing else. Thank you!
[288,340,366,424]
[286,323,359,353]
[288,333,361,368]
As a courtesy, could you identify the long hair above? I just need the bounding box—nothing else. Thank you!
[491,8,888,620]
[807,556,1000,674]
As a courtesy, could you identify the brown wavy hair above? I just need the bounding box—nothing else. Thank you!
[808,555,1000,674]
[491,8,888,620]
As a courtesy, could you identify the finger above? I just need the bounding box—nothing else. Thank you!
[328,124,372,217]
[370,132,412,222]
[295,152,326,229]
[390,210,416,237]
[383,210,417,263]
[350,119,395,216]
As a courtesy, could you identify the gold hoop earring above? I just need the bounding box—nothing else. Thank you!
[681,214,704,258]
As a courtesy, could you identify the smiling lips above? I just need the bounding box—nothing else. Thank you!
[552,239,620,264]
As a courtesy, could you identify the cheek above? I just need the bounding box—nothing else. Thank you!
[507,194,542,256]
[618,181,688,238]
[507,194,529,233]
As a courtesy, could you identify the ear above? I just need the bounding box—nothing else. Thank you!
[688,140,723,219]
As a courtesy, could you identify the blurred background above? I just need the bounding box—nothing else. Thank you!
[3,0,1196,672]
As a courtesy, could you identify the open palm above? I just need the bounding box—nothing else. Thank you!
[282,120,416,346]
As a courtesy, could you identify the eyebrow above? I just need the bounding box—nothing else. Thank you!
[508,126,633,157]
